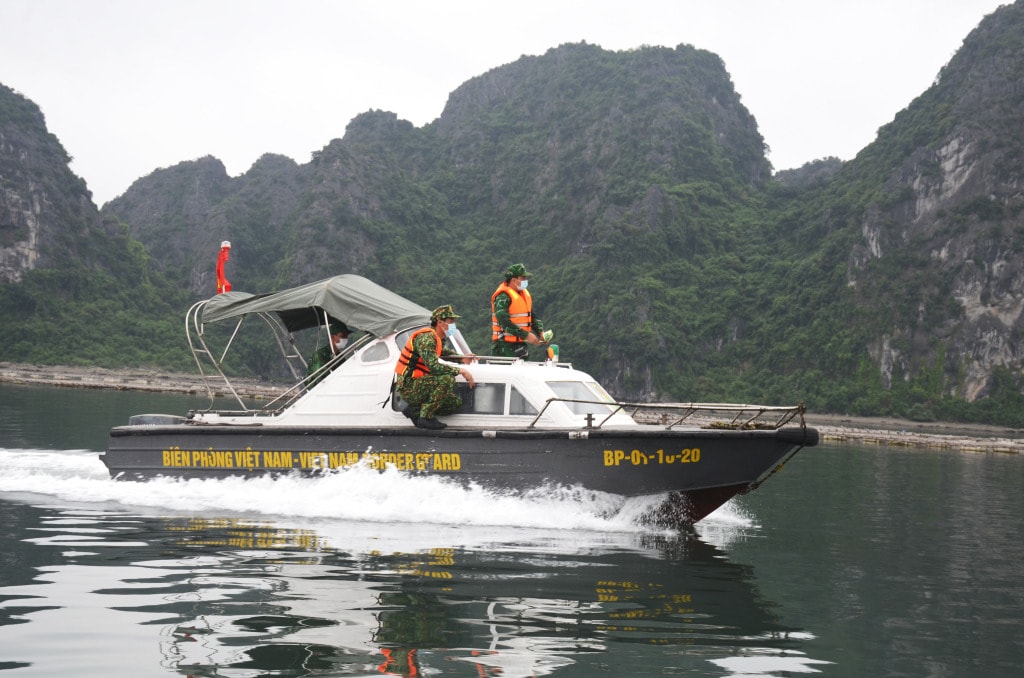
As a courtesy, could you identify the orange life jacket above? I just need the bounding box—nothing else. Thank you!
[491,282,533,343]
[394,327,440,379]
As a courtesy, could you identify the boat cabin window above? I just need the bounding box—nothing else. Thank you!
[546,381,613,415]
[509,386,538,415]
[360,340,391,363]
[453,383,539,416]
[467,383,505,414]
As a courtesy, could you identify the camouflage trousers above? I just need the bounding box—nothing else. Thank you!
[491,341,528,359]
[397,373,462,419]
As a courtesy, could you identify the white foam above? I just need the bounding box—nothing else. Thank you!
[0,448,756,545]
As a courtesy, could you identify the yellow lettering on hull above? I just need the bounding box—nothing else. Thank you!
[160,446,463,473]
[162,447,191,467]
[235,449,260,469]
[603,448,702,466]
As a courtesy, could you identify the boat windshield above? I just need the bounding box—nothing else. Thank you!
[546,380,615,415]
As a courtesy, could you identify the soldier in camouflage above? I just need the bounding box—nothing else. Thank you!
[491,263,546,358]
[395,305,475,430]
[306,321,350,387]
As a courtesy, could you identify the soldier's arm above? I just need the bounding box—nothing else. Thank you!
[414,333,459,376]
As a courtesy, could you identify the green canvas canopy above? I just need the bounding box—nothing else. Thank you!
[199,275,431,337]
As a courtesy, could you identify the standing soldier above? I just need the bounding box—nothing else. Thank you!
[395,305,475,430]
[491,263,548,358]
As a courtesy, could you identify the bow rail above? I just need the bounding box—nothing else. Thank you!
[529,399,806,430]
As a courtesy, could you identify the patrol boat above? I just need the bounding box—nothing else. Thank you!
[102,274,819,526]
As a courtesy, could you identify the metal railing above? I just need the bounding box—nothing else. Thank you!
[529,398,806,430]
[185,300,369,415]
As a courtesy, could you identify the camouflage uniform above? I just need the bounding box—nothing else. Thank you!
[306,321,350,387]
[306,343,336,386]
[491,263,544,358]
[397,313,464,419]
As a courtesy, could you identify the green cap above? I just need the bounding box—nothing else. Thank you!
[431,304,461,322]
[328,321,349,335]
[505,263,532,279]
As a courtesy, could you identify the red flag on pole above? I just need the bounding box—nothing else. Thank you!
[216,241,232,293]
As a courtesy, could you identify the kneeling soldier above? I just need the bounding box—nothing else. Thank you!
[395,305,475,430]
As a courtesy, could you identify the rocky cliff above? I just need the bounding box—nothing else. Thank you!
[0,84,107,283]
[102,43,772,299]
[838,0,1024,402]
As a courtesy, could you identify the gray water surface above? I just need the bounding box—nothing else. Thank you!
[1,383,1021,676]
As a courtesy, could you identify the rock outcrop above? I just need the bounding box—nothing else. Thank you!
[0,84,104,283]
[844,1,1024,401]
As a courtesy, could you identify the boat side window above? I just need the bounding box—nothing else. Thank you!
[453,383,537,416]
[469,383,505,415]
[360,340,391,363]
[546,381,613,415]
[509,386,538,415]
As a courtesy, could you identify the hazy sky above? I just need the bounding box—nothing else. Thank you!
[1,0,1008,206]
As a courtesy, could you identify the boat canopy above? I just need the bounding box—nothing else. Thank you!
[198,275,431,337]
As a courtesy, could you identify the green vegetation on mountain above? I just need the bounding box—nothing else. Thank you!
[0,226,194,371]
[0,83,192,371]
[3,2,1024,426]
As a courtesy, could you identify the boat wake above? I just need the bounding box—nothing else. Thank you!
[0,448,755,543]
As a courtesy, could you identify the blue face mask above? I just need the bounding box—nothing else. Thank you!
[520,279,529,289]
[445,323,458,336]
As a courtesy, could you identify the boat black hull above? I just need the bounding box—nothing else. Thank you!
[103,424,818,525]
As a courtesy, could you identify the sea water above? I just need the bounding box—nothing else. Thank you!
[1,383,1022,676]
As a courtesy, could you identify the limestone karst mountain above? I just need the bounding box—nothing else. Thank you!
[3,2,1024,423]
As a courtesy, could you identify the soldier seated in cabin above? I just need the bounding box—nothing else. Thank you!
[306,321,351,387]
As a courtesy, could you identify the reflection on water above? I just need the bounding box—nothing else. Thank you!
[0,502,820,677]
[6,384,1022,676]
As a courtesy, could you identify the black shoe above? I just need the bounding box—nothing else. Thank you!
[401,405,419,423]
[415,417,447,430]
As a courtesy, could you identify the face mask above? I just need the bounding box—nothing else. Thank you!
[519,279,529,289]
[334,337,349,350]
[445,323,458,337]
